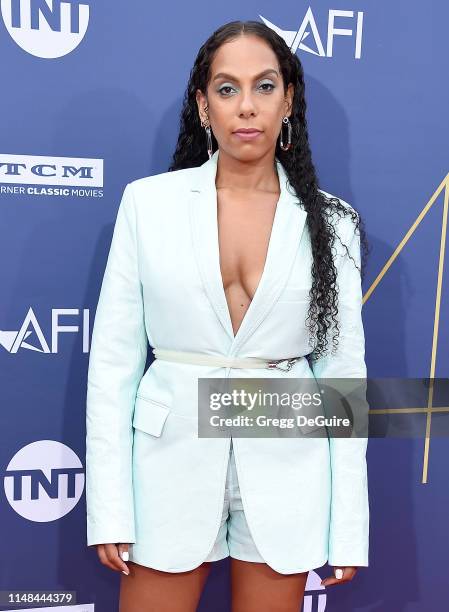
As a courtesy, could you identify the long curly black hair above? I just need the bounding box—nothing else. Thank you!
[168,20,370,362]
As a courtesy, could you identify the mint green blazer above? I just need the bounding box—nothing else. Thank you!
[85,148,369,574]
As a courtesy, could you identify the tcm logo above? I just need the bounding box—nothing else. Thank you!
[0,154,103,187]
[4,440,85,522]
[261,7,364,59]
[0,307,91,353]
[1,0,90,58]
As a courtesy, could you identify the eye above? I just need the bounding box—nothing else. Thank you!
[259,82,275,93]
[218,84,236,96]
[217,81,276,97]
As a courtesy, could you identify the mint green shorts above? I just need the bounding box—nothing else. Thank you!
[205,439,265,563]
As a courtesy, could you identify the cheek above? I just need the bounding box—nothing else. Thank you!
[262,109,284,136]
[208,101,230,129]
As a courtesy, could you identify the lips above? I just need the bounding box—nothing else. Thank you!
[233,129,262,133]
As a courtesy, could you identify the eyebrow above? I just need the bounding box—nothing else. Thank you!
[212,68,279,82]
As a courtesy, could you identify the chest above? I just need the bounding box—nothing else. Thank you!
[216,189,279,302]
[135,180,313,348]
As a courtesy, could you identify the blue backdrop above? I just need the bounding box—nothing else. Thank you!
[1,1,448,610]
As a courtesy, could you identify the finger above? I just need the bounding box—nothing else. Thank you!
[118,543,131,575]
[118,543,130,562]
[321,576,352,586]
[105,544,130,575]
[321,567,356,587]
[97,545,118,572]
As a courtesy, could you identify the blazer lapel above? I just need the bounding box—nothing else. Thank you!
[188,149,308,352]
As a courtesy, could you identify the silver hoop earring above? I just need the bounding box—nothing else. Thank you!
[205,125,213,159]
[201,105,214,159]
[279,116,292,151]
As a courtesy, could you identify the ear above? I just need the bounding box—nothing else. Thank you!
[284,82,295,117]
[196,89,208,125]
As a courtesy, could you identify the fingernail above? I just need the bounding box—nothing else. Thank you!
[121,551,129,562]
[335,569,343,579]
[122,570,129,575]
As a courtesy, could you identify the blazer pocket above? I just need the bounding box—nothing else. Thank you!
[132,395,171,437]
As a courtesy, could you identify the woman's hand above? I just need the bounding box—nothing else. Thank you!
[321,566,358,586]
[96,543,131,575]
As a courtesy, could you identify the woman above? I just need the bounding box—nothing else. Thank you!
[86,20,370,611]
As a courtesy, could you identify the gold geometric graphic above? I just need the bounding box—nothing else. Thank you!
[363,172,449,484]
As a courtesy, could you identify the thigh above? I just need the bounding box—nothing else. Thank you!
[119,560,213,612]
[231,558,308,612]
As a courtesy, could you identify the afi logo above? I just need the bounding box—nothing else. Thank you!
[4,441,85,522]
[0,307,91,353]
[1,0,90,58]
[261,7,364,59]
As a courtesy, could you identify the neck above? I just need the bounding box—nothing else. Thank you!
[214,148,279,194]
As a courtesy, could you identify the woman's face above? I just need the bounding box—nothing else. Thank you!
[196,34,294,162]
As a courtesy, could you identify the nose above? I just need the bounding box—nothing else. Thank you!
[237,88,258,117]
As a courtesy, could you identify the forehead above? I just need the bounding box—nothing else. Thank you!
[210,35,279,77]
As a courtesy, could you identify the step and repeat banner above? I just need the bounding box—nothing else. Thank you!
[1,1,448,611]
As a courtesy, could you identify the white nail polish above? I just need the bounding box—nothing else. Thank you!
[121,551,129,562]
[335,569,343,579]
[122,570,129,575]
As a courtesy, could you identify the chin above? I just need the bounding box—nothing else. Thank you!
[228,144,266,159]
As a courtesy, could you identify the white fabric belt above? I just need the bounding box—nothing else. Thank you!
[152,348,303,371]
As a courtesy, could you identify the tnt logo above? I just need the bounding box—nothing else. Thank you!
[304,570,327,610]
[4,440,85,522]
[1,0,90,58]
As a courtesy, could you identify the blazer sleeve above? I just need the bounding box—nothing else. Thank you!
[310,212,370,568]
[85,182,148,546]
